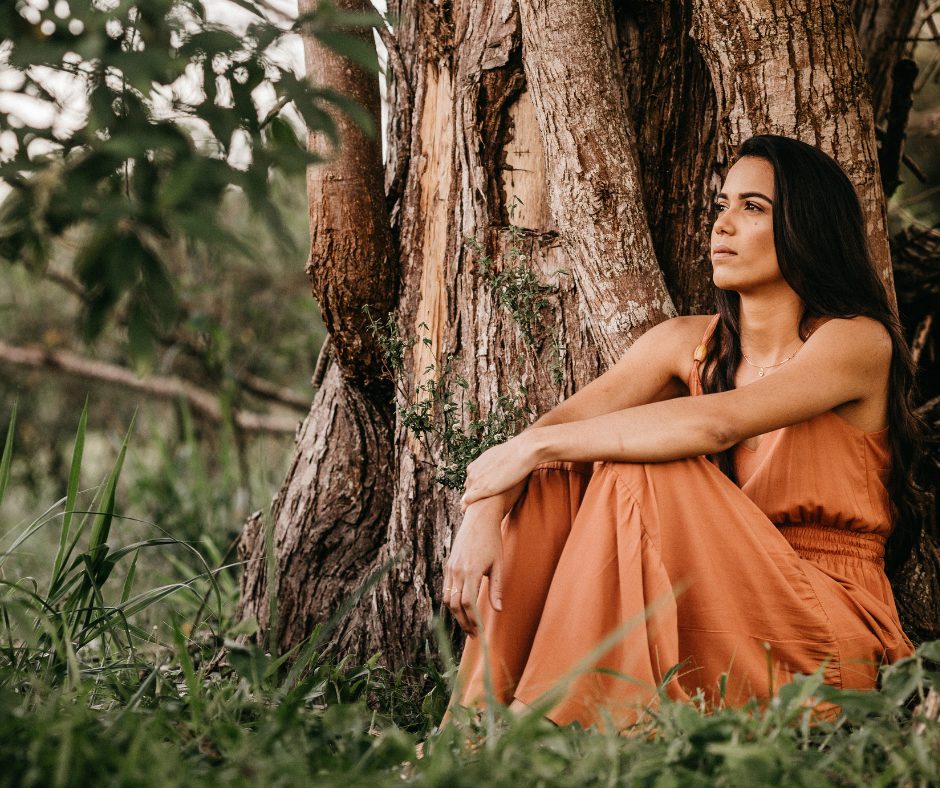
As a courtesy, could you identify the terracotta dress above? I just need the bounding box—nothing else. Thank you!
[452,314,915,730]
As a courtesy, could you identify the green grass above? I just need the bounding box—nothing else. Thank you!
[0,407,938,787]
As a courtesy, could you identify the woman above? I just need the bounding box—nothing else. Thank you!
[442,134,927,732]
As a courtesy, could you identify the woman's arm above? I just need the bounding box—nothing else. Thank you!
[445,316,704,633]
[460,316,891,506]
[520,315,701,430]
[478,315,701,513]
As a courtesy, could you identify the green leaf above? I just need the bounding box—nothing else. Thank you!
[0,400,15,512]
[87,411,137,569]
[313,30,381,74]
[49,398,87,590]
[127,300,156,374]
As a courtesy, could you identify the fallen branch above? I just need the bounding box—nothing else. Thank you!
[39,265,311,411]
[0,340,300,434]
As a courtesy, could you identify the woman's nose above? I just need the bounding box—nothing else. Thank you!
[713,209,733,236]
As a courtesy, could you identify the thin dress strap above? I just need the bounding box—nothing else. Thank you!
[688,314,721,396]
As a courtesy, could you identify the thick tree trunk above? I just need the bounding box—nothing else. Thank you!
[235,0,397,650]
[237,0,928,668]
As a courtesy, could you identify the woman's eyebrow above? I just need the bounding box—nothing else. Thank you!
[716,191,774,204]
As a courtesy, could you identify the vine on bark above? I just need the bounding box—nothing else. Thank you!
[362,307,532,490]
[361,200,573,489]
[464,197,569,385]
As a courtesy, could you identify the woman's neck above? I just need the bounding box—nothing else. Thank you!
[737,291,805,361]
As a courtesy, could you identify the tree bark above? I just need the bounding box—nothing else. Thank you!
[237,359,395,651]
[302,0,398,391]
[852,0,923,125]
[237,0,931,668]
[235,0,398,650]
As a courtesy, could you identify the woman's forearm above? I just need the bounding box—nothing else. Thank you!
[527,395,726,465]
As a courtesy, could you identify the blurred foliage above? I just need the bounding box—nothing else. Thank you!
[0,171,322,542]
[0,0,382,368]
[888,40,940,235]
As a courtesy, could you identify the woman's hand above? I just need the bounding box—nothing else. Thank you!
[459,431,539,513]
[443,496,507,637]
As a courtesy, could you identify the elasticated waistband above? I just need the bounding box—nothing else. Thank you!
[777,523,886,564]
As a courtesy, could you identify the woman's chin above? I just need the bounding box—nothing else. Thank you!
[711,272,741,291]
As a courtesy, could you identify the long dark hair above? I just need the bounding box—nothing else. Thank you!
[699,134,931,579]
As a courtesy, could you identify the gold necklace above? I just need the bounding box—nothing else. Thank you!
[740,335,809,377]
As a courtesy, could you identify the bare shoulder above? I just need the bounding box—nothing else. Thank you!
[809,315,892,369]
[650,314,716,343]
[808,316,892,429]
[647,314,717,385]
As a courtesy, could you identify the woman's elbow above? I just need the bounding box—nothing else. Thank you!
[705,417,739,454]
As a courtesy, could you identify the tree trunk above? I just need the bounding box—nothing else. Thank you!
[237,0,927,669]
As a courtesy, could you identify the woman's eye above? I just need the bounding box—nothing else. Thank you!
[714,201,762,213]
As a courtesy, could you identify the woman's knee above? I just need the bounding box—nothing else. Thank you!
[531,459,595,476]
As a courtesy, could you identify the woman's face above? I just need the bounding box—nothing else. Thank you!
[710,156,780,293]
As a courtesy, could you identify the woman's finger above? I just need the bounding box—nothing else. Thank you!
[442,565,452,606]
[460,574,482,637]
[450,577,472,634]
[462,489,480,508]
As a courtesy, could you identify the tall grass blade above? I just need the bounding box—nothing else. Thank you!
[50,397,88,588]
[121,549,139,604]
[87,409,137,568]
[0,400,15,510]
[0,496,69,565]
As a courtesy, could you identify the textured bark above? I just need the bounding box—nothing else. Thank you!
[236,0,929,667]
[237,360,395,653]
[515,0,679,363]
[617,0,721,318]
[235,0,397,652]
[367,0,615,666]
[690,0,895,298]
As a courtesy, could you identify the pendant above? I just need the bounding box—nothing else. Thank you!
[758,368,765,377]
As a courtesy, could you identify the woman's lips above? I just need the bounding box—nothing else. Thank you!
[712,251,737,259]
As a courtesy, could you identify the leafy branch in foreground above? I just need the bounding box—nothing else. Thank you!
[0,0,383,366]
[363,307,532,490]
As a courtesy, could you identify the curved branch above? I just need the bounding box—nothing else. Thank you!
[0,341,300,434]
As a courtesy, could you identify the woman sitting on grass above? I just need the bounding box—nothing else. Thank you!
[442,134,927,732]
